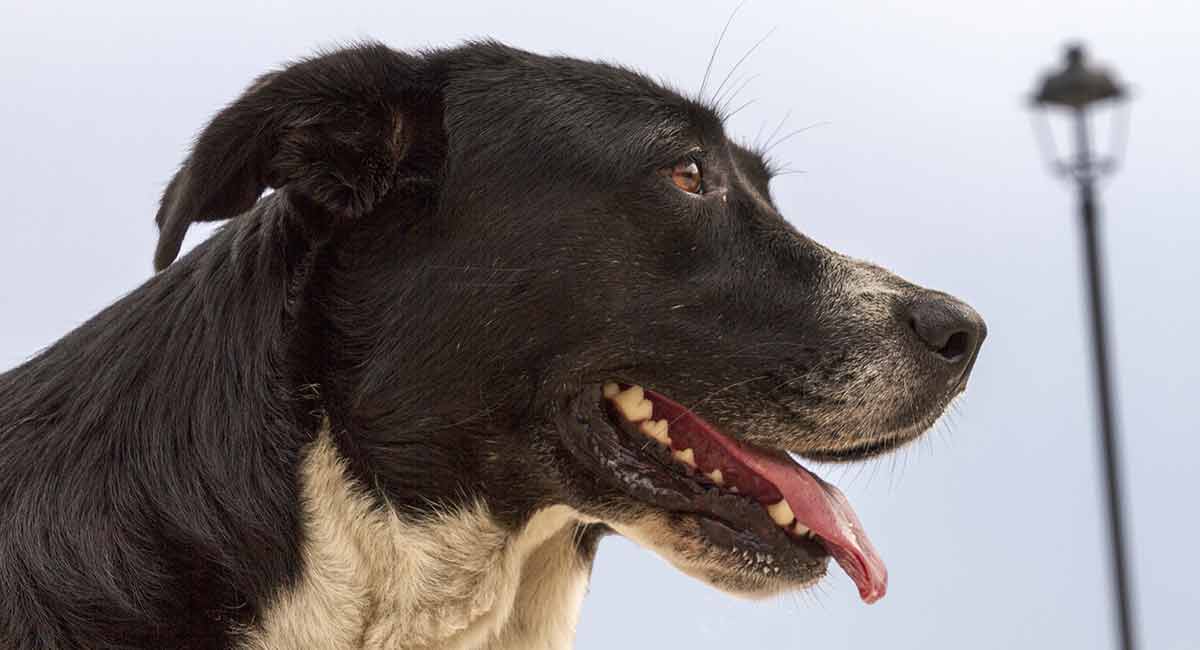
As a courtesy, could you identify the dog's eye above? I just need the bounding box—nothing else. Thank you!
[664,160,703,195]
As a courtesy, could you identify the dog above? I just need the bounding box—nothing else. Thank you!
[0,41,986,649]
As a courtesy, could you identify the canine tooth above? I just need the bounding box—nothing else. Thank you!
[602,382,620,398]
[619,384,643,401]
[611,385,652,422]
[705,469,724,485]
[639,419,671,445]
[766,500,795,527]
[672,448,696,467]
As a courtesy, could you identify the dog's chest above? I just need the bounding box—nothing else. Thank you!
[240,433,590,650]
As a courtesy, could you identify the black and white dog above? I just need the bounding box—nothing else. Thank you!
[0,42,985,648]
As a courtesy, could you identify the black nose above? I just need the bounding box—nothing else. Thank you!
[906,292,987,377]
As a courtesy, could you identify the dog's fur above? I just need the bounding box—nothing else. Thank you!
[241,426,592,649]
[0,42,984,648]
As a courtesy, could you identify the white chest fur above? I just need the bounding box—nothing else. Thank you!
[240,433,591,650]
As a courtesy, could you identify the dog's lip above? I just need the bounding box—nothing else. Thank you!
[800,435,916,463]
[631,386,887,604]
[557,385,826,574]
[803,388,962,464]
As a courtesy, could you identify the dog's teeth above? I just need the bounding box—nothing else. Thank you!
[672,447,696,467]
[766,500,794,527]
[602,382,621,399]
[617,384,643,401]
[610,385,652,422]
[792,522,811,537]
[639,419,671,445]
[705,469,724,485]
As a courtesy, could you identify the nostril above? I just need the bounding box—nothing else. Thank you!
[906,294,983,366]
[936,330,970,363]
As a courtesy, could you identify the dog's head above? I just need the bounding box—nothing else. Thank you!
[156,42,984,604]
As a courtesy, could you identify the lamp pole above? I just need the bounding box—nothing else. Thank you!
[1032,45,1136,650]
[1076,106,1136,650]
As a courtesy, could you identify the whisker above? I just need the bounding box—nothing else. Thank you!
[424,264,537,273]
[671,374,770,427]
[753,119,769,150]
[721,98,758,122]
[761,109,792,152]
[888,446,901,492]
[716,73,760,114]
[762,121,832,155]
[698,0,748,100]
[709,26,778,105]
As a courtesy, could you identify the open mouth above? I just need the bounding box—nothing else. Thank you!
[568,382,888,603]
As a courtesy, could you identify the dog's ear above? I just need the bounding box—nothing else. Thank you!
[154,44,440,270]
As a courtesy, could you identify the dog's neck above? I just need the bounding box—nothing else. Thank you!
[241,426,592,650]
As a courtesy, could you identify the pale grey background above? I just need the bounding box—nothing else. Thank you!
[1,1,1196,648]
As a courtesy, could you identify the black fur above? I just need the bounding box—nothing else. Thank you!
[0,41,984,648]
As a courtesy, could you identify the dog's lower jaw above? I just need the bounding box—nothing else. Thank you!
[241,428,592,650]
[608,513,827,599]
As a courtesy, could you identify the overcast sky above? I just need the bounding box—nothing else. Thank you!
[1,1,1197,648]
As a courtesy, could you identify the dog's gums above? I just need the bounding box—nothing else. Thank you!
[600,382,887,603]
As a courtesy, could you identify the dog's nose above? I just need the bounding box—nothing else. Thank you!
[905,292,987,380]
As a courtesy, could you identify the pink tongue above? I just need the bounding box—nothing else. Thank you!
[644,389,888,603]
[735,450,888,603]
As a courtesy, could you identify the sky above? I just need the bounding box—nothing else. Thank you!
[1,1,1197,648]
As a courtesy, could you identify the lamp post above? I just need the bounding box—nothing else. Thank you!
[1030,45,1136,650]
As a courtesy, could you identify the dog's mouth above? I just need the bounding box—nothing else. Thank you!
[560,382,887,603]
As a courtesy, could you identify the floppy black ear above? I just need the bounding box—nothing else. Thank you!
[154,44,437,270]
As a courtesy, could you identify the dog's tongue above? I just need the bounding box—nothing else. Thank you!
[733,448,888,603]
[643,389,887,603]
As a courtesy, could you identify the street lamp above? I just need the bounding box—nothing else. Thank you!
[1030,45,1136,650]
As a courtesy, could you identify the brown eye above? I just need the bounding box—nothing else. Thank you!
[665,160,703,194]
